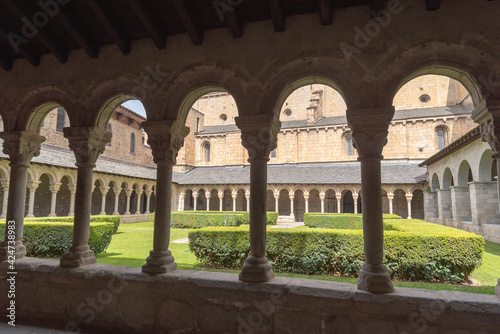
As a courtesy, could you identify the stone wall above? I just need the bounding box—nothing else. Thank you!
[1,258,499,334]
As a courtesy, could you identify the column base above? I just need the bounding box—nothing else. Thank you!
[99,211,106,215]
[357,263,394,293]
[142,250,177,274]
[0,214,6,219]
[125,211,130,215]
[0,240,26,261]
[239,256,274,283]
[48,213,56,217]
[26,213,34,218]
[112,211,119,216]
[60,245,96,267]
[495,278,500,298]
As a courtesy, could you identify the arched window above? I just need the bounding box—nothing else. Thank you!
[106,123,112,146]
[130,133,136,153]
[344,133,354,156]
[202,142,210,162]
[436,126,448,150]
[270,148,276,159]
[56,107,66,132]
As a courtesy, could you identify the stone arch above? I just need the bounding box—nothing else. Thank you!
[308,189,321,213]
[478,149,494,181]
[393,188,408,219]
[442,168,454,189]
[266,189,275,212]
[293,189,305,221]
[411,189,425,220]
[457,160,473,186]
[278,189,291,216]
[236,188,246,211]
[56,175,71,216]
[201,140,211,163]
[34,173,52,217]
[208,188,219,211]
[431,173,440,191]
[324,188,337,213]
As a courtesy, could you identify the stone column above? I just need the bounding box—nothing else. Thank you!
[206,192,211,211]
[232,190,237,211]
[145,190,152,214]
[319,192,325,213]
[218,190,224,211]
[406,193,413,219]
[352,192,359,214]
[469,181,500,226]
[387,192,394,215]
[60,127,111,267]
[424,191,438,222]
[235,114,280,282]
[437,189,452,224]
[304,192,309,213]
[0,131,44,260]
[124,188,132,215]
[289,193,295,218]
[99,186,109,215]
[112,186,120,215]
[347,106,394,293]
[245,189,250,211]
[450,186,472,222]
[48,183,62,217]
[135,189,142,214]
[142,119,189,274]
[0,180,9,219]
[273,190,279,213]
[192,191,198,211]
[336,193,342,213]
[26,181,41,218]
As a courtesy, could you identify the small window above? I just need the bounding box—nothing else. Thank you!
[419,94,431,103]
[106,124,112,146]
[283,109,292,117]
[196,117,200,132]
[202,142,210,162]
[220,114,227,121]
[346,136,354,156]
[436,126,448,150]
[270,148,276,159]
[130,133,136,153]
[56,107,66,132]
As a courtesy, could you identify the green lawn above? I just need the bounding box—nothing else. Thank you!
[96,222,500,295]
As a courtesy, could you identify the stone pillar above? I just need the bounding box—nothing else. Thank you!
[60,127,111,267]
[336,193,341,213]
[124,188,132,215]
[347,106,394,294]
[0,131,44,261]
[232,190,237,211]
[135,189,142,214]
[319,192,325,213]
[99,186,109,215]
[273,190,279,214]
[406,193,413,219]
[48,183,62,217]
[289,193,295,218]
[206,192,211,211]
[26,181,41,218]
[450,186,472,222]
[235,114,280,282]
[352,192,359,214]
[112,186,120,215]
[179,192,185,211]
[469,181,500,226]
[304,192,309,213]
[437,189,452,224]
[144,190,152,214]
[0,180,9,219]
[245,189,250,212]
[424,191,438,221]
[387,192,394,215]
[142,119,189,274]
[218,190,224,211]
[192,191,198,211]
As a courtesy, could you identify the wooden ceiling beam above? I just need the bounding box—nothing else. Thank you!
[223,7,243,38]
[371,0,385,17]
[268,0,285,32]
[170,0,203,45]
[56,8,99,58]
[0,24,41,67]
[319,0,333,26]
[426,0,441,11]
[128,0,166,49]
[86,0,131,54]
[4,0,68,63]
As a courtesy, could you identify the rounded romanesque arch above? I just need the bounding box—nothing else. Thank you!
[431,173,440,191]
[478,149,495,182]
[457,160,473,186]
[442,168,454,190]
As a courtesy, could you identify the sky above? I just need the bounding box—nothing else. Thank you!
[122,100,146,117]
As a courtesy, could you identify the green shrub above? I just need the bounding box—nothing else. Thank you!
[151,211,279,227]
[266,212,279,225]
[0,221,115,258]
[20,215,121,234]
[304,213,401,230]
[188,219,484,282]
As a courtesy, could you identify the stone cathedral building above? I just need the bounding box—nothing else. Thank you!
[0,75,473,221]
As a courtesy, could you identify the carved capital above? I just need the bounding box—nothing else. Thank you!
[49,183,62,193]
[0,131,45,165]
[480,118,500,157]
[142,119,189,164]
[387,193,394,201]
[64,127,111,165]
[347,107,394,158]
[235,114,281,162]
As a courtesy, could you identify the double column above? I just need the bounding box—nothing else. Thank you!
[235,114,280,282]
[0,131,45,260]
[347,107,395,293]
[142,119,189,274]
[60,127,111,267]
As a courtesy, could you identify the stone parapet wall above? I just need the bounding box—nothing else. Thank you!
[450,186,472,222]
[424,191,438,220]
[437,190,452,222]
[1,258,499,333]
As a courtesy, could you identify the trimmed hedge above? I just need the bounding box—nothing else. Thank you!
[304,213,402,230]
[20,215,121,234]
[188,219,484,283]
[0,221,115,258]
[151,211,279,228]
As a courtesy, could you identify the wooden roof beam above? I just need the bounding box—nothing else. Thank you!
[426,0,441,11]
[86,0,131,55]
[129,0,166,49]
[170,0,203,45]
[4,0,68,63]
[371,0,385,17]
[223,6,243,38]
[319,0,333,26]
[0,24,41,67]
[268,0,286,32]
[56,8,99,58]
